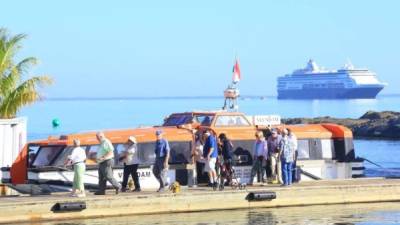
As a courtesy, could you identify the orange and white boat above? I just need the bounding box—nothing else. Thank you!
[1,110,364,194]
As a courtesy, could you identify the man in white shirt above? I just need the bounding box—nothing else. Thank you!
[120,136,141,192]
[249,131,268,185]
[65,139,87,197]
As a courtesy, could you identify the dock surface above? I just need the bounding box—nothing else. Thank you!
[1,178,400,224]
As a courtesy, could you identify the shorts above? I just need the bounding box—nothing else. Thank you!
[204,157,216,172]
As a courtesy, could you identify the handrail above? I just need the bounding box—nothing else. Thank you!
[358,157,383,168]
[299,168,322,180]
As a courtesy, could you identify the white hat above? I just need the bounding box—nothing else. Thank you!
[128,136,137,143]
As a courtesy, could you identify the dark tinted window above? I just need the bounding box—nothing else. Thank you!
[32,146,65,167]
[137,142,156,166]
[169,141,192,164]
[28,145,40,167]
[195,115,214,126]
[53,146,76,166]
[163,114,193,126]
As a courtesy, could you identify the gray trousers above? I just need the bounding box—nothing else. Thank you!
[98,159,120,192]
[250,156,264,184]
[152,157,168,189]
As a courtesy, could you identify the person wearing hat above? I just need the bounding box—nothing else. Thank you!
[267,128,283,184]
[120,136,141,192]
[153,130,170,192]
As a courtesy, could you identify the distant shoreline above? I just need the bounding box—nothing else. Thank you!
[283,111,400,139]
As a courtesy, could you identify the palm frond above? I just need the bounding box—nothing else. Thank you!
[0,57,38,96]
[0,29,27,77]
[0,76,53,118]
[16,57,38,75]
[0,67,19,97]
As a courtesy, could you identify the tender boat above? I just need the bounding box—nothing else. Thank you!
[1,111,364,194]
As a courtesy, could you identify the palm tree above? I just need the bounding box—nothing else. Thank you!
[0,28,53,119]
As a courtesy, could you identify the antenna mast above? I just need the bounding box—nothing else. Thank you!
[222,57,241,111]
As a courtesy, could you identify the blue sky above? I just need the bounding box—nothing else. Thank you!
[2,0,399,97]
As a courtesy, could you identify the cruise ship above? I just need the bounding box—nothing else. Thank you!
[277,60,387,99]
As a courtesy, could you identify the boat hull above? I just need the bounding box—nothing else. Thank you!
[277,86,384,99]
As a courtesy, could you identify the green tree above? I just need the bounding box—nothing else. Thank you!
[0,28,53,119]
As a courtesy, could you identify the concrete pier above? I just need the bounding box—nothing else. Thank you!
[0,178,400,224]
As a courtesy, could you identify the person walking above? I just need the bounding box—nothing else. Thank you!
[153,130,170,192]
[95,132,121,195]
[267,129,282,184]
[203,130,218,188]
[65,139,86,197]
[280,128,296,186]
[218,133,234,185]
[249,131,268,185]
[120,136,141,192]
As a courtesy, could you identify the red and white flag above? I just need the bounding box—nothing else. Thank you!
[232,58,241,84]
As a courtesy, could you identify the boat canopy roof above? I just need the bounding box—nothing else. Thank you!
[33,127,194,147]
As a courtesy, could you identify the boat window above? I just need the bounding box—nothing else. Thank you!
[215,115,250,127]
[169,141,192,164]
[28,145,40,167]
[195,115,214,126]
[136,141,192,165]
[309,139,323,159]
[321,139,334,159]
[137,142,156,166]
[52,146,89,167]
[32,146,65,167]
[86,145,100,165]
[115,144,129,166]
[52,146,74,167]
[297,140,310,159]
[163,114,194,126]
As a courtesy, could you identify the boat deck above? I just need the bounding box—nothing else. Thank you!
[1,178,400,224]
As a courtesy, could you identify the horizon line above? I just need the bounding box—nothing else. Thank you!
[42,93,400,101]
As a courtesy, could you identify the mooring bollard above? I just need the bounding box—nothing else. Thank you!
[246,192,276,201]
[51,202,86,212]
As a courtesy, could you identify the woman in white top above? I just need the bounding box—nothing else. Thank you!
[65,139,87,197]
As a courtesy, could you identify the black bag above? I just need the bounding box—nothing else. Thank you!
[292,166,301,183]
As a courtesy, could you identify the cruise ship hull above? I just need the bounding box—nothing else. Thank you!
[278,86,384,99]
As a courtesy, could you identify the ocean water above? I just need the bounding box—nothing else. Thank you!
[20,95,400,140]
[17,96,400,224]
